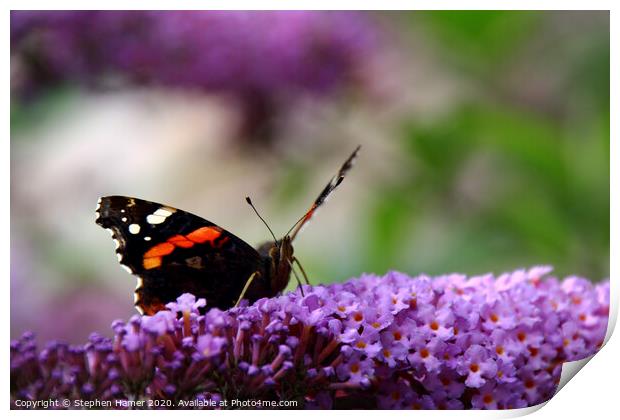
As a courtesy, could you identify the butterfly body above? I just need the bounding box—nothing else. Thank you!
[96,146,360,314]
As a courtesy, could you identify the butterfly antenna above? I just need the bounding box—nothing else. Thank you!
[284,210,313,239]
[287,145,361,241]
[246,197,279,245]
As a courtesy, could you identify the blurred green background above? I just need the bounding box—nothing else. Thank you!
[11,11,609,343]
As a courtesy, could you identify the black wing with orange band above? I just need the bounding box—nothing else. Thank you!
[95,196,266,314]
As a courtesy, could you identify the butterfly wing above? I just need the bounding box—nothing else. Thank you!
[96,196,268,314]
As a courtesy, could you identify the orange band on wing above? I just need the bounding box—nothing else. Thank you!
[167,234,195,248]
[186,226,222,245]
[144,242,175,258]
[142,226,224,270]
[139,301,166,316]
[143,256,162,270]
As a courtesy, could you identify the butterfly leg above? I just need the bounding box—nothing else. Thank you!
[292,256,310,285]
[235,271,261,307]
[289,261,306,297]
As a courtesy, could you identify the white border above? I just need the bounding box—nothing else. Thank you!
[3,0,618,11]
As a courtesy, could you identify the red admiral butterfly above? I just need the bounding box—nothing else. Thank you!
[96,146,360,315]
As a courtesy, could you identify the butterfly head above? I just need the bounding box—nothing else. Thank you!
[273,235,295,292]
[256,235,294,294]
[249,146,361,294]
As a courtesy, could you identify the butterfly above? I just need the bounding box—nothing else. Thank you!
[95,146,360,315]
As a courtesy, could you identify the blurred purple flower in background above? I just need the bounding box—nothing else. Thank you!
[11,11,385,141]
[11,267,608,409]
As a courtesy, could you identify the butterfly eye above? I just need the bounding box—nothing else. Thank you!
[269,246,280,260]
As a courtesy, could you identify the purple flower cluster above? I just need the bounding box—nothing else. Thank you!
[11,11,383,139]
[11,268,609,409]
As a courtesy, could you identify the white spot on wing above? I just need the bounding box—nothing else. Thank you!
[154,208,174,217]
[95,198,102,220]
[146,206,176,224]
[116,253,123,262]
[134,277,144,308]
[146,214,167,224]
[128,224,141,234]
[121,217,128,222]
[120,264,133,274]
[133,277,144,315]
[144,236,151,241]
